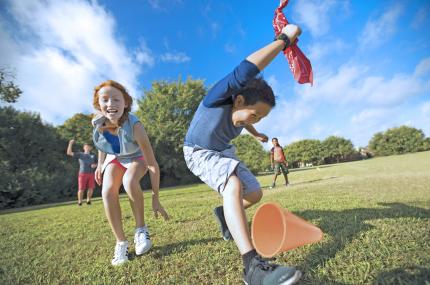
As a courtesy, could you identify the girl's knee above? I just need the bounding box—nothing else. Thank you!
[102,186,117,200]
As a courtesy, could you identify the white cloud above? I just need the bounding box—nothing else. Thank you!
[300,58,430,107]
[210,21,220,38]
[421,100,430,116]
[350,108,393,125]
[0,0,143,125]
[147,0,182,11]
[134,40,155,67]
[224,43,236,54]
[414,58,430,77]
[359,4,403,49]
[308,39,347,62]
[160,52,191,63]
[292,0,347,37]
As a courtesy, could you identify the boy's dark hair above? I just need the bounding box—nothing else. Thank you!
[238,77,276,107]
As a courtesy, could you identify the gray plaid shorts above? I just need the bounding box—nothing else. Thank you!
[183,145,261,195]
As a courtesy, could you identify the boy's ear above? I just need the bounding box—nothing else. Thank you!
[234,95,245,107]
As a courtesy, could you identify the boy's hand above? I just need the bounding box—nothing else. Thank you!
[281,24,302,43]
[152,196,169,221]
[255,133,268,143]
[69,139,75,144]
[95,165,103,185]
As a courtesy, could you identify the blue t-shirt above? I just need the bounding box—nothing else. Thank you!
[184,60,260,151]
[103,131,120,153]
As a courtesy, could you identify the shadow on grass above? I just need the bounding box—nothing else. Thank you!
[261,176,339,189]
[149,237,220,259]
[293,203,430,284]
[375,266,430,285]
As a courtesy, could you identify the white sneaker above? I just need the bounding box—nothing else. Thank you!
[111,241,129,266]
[134,227,152,255]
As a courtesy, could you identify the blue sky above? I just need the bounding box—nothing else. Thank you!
[1,0,430,148]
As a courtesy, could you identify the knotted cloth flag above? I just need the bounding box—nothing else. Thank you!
[273,0,313,85]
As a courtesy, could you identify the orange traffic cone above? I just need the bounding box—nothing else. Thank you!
[251,202,323,258]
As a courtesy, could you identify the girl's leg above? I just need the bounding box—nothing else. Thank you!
[223,174,253,254]
[102,163,126,241]
[122,160,148,228]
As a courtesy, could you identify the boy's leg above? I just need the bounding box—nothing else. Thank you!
[87,173,95,203]
[77,190,84,205]
[222,174,253,254]
[243,190,263,209]
[122,160,148,228]
[87,188,93,203]
[102,163,127,241]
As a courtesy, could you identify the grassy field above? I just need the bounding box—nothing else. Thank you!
[1,151,429,285]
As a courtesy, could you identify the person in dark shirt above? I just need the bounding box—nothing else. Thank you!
[183,24,303,285]
[67,139,97,206]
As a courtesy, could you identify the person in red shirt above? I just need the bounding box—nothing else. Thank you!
[269,138,289,188]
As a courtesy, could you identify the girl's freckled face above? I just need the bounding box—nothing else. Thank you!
[98,86,126,123]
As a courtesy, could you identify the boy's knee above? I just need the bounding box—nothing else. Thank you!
[245,190,263,204]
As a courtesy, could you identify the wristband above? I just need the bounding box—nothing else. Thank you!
[274,33,291,50]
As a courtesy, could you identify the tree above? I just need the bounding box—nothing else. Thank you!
[369,126,426,156]
[0,69,22,104]
[57,113,94,147]
[0,107,76,209]
[284,139,323,166]
[231,134,268,174]
[136,77,206,186]
[322,136,355,163]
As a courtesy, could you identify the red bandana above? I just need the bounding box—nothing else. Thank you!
[273,0,313,85]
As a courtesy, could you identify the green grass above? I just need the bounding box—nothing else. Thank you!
[1,152,430,284]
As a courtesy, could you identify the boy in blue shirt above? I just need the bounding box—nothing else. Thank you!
[184,25,303,285]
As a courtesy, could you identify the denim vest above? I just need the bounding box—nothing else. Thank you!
[92,113,143,159]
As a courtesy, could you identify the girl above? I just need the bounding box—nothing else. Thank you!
[92,80,169,266]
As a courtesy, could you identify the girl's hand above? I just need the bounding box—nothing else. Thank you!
[95,165,103,186]
[152,196,169,221]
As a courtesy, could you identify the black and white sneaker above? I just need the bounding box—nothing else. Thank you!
[134,227,152,255]
[111,241,129,266]
[243,256,302,285]
[213,206,232,241]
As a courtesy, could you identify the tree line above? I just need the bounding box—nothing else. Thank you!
[1,71,429,208]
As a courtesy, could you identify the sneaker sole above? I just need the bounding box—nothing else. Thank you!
[213,207,232,241]
[111,259,129,266]
[135,241,152,256]
[243,270,302,285]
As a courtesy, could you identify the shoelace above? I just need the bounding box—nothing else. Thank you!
[255,256,279,272]
[136,230,150,243]
[114,243,128,259]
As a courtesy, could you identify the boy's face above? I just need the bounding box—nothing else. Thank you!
[83,144,92,152]
[97,86,126,123]
[232,95,271,127]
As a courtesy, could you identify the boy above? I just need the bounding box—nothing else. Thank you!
[183,25,302,285]
[67,140,97,205]
[270,138,289,188]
